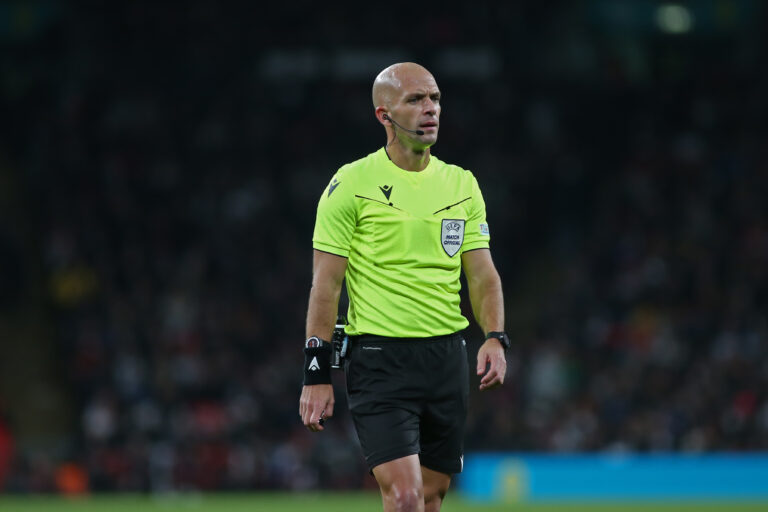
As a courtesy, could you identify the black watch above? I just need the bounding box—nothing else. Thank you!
[305,336,330,349]
[485,331,510,351]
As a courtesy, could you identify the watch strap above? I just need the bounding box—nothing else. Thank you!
[485,331,510,351]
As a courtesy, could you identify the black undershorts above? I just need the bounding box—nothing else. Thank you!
[344,331,469,475]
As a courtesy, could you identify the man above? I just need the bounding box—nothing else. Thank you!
[299,62,508,512]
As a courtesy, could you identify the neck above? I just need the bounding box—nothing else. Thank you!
[385,142,431,172]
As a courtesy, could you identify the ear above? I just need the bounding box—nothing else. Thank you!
[375,106,391,126]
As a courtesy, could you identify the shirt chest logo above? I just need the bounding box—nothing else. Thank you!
[441,219,465,257]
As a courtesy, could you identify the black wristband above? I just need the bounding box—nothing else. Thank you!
[303,345,332,385]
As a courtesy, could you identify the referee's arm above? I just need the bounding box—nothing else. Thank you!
[462,248,507,391]
[300,249,348,432]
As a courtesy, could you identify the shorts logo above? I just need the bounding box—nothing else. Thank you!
[441,219,465,257]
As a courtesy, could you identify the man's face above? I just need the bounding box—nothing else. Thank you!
[390,71,441,147]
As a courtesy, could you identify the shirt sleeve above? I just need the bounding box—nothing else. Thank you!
[461,174,491,253]
[312,172,356,258]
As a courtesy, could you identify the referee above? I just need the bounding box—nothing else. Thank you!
[299,62,508,512]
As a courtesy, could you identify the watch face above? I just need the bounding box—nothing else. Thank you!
[305,337,323,348]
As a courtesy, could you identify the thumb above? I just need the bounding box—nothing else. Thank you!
[477,349,487,375]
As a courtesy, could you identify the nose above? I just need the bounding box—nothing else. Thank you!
[423,98,437,116]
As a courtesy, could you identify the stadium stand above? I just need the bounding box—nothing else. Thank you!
[1,1,766,492]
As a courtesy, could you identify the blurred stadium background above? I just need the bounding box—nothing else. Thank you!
[0,0,767,509]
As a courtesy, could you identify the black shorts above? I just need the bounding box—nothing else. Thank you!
[344,331,469,475]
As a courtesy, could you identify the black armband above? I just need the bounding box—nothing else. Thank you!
[303,339,332,385]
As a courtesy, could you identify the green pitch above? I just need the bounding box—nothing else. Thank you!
[0,493,766,511]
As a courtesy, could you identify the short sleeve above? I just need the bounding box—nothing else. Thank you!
[461,174,491,253]
[312,172,356,258]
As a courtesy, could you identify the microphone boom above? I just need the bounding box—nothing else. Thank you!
[383,114,425,136]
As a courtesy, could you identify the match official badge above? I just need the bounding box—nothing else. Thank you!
[441,219,465,257]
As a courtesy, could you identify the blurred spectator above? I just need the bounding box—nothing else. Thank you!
[54,462,89,495]
[1,1,766,492]
[0,411,14,490]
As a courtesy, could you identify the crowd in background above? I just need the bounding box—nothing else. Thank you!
[1,2,766,492]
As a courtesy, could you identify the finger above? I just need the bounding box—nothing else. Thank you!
[494,357,507,384]
[480,359,506,390]
[479,377,502,391]
[303,402,316,429]
[481,368,498,386]
[325,400,334,418]
[485,354,506,381]
[309,408,325,432]
[480,370,501,388]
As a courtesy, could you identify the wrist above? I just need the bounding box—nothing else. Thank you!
[485,331,510,351]
[303,337,332,385]
[305,336,331,349]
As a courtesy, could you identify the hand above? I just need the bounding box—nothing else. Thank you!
[300,384,334,432]
[476,338,507,391]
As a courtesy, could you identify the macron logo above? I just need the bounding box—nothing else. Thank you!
[328,178,340,197]
[308,357,320,371]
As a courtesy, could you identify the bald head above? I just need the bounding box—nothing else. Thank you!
[372,62,435,108]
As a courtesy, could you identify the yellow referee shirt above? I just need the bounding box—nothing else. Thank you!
[313,147,491,338]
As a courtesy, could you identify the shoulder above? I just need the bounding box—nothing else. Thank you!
[431,154,480,186]
[334,149,384,183]
[319,149,383,205]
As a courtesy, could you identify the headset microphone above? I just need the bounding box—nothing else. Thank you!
[383,114,425,136]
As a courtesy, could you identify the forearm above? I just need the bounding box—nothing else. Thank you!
[301,264,342,431]
[305,279,343,341]
[468,271,504,335]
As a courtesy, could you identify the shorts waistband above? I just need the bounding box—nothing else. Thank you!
[349,331,463,345]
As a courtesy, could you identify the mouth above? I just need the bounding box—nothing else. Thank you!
[419,122,438,130]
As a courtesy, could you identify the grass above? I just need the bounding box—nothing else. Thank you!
[0,492,767,511]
